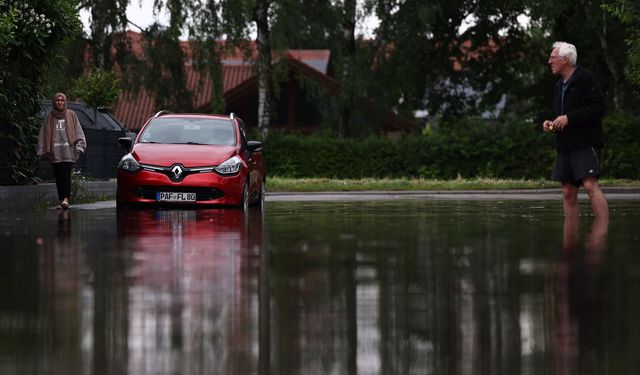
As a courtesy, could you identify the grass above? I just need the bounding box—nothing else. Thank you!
[266,176,640,192]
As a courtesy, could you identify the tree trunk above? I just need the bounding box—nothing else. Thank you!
[210,51,226,114]
[340,0,356,138]
[255,0,273,138]
[599,10,625,111]
[90,7,106,70]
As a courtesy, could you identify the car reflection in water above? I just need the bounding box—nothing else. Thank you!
[116,209,265,374]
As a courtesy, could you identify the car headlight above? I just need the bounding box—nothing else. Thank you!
[214,156,242,175]
[118,153,141,172]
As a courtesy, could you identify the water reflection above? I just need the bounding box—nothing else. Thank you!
[112,209,265,374]
[555,215,608,375]
[3,200,640,374]
[262,201,621,375]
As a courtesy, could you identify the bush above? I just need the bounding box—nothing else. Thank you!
[0,0,80,185]
[265,114,640,180]
[602,112,640,178]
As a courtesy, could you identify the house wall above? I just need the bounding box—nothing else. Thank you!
[226,76,327,135]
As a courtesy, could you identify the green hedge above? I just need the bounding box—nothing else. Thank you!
[264,114,640,180]
[602,112,640,179]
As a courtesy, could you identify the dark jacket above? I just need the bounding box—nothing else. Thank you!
[552,65,606,152]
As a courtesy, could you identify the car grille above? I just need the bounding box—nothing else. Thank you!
[137,186,225,201]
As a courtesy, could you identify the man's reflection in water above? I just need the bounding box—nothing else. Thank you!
[555,214,609,375]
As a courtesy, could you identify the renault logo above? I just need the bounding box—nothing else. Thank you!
[171,164,183,179]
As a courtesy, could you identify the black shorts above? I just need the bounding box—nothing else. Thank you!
[552,147,601,187]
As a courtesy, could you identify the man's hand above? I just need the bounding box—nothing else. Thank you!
[552,115,569,131]
[543,120,556,133]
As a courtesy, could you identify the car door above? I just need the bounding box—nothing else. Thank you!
[237,119,263,194]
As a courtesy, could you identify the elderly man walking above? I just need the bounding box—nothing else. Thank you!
[543,41,608,219]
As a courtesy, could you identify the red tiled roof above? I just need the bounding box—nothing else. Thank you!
[112,32,330,130]
[115,64,256,130]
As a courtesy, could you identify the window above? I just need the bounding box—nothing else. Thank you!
[139,117,237,146]
[237,119,249,149]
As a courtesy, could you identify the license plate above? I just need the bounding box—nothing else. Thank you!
[156,192,196,202]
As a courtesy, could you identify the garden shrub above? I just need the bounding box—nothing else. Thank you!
[264,114,639,180]
[0,0,80,185]
[602,112,640,179]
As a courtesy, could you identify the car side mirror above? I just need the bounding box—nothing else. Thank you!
[118,137,133,150]
[247,140,263,152]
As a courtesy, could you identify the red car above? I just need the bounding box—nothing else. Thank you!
[116,112,265,210]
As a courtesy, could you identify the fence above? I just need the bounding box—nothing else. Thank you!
[38,128,129,181]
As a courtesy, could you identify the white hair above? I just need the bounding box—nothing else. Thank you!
[553,41,577,65]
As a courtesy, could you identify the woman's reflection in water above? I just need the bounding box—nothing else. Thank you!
[555,214,609,375]
[57,210,71,237]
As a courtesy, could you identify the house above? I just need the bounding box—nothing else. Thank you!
[112,32,416,136]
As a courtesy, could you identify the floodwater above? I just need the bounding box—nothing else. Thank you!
[1,198,640,374]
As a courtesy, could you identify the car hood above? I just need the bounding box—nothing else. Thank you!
[132,144,237,167]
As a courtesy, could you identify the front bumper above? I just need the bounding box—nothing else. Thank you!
[117,169,245,206]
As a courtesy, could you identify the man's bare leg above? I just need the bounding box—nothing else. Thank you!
[582,176,609,219]
[562,182,579,219]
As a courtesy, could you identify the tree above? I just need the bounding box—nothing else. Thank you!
[69,69,120,124]
[254,0,275,137]
[75,0,634,140]
[0,0,80,185]
[603,0,640,95]
[188,0,227,114]
[120,0,193,113]
[339,0,356,138]
[76,0,129,70]
[534,0,633,112]
[139,23,194,112]
[360,0,544,122]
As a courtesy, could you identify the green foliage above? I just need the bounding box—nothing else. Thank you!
[70,168,90,202]
[602,112,640,178]
[265,118,555,179]
[0,0,80,186]
[41,36,88,96]
[265,114,640,180]
[603,0,640,93]
[139,24,193,112]
[0,2,17,71]
[77,0,129,70]
[70,69,120,111]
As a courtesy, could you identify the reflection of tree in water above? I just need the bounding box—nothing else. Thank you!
[554,215,608,375]
[266,201,563,374]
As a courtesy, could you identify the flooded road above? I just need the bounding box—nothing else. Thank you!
[1,198,640,374]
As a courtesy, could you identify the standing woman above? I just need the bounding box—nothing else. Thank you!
[37,93,87,210]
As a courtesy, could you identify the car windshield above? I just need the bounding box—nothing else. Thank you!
[138,117,236,146]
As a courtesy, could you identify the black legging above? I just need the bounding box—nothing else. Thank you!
[52,162,73,201]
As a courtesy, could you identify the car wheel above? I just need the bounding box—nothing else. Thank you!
[251,179,266,211]
[257,180,265,211]
[239,182,249,212]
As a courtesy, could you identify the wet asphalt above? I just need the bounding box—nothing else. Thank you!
[1,180,639,211]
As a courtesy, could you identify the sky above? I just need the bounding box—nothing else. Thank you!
[79,0,169,35]
[79,0,379,39]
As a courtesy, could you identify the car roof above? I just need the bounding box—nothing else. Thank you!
[41,101,126,131]
[153,113,233,121]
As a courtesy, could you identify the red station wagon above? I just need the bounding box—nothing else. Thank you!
[116,112,265,210]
